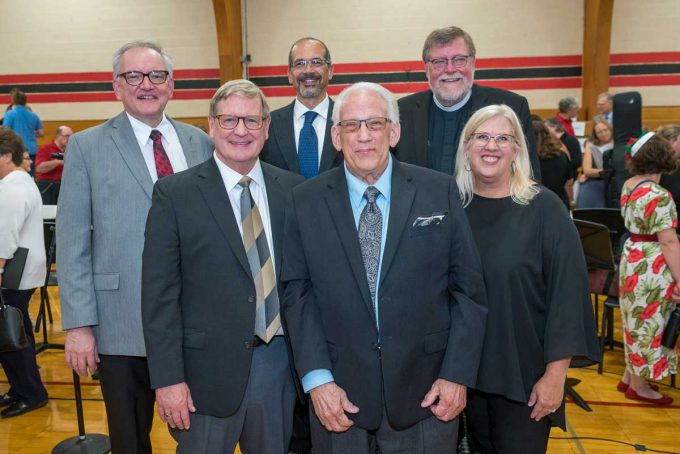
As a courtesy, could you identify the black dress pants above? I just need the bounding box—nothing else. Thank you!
[37,180,61,206]
[0,288,48,404]
[97,355,155,454]
[466,390,552,454]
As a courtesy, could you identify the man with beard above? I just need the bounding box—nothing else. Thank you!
[394,26,540,180]
[261,37,343,178]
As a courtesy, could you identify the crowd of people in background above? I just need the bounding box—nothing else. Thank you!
[0,25,678,454]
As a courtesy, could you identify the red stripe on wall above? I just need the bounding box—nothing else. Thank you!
[610,52,680,64]
[259,77,582,98]
[609,74,680,87]
[20,89,215,104]
[0,69,219,84]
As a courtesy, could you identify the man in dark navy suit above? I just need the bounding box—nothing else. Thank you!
[261,37,342,178]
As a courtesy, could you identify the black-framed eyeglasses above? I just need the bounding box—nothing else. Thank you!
[117,70,170,86]
[214,115,266,130]
[469,133,517,148]
[336,117,391,133]
[428,55,471,71]
[291,58,330,70]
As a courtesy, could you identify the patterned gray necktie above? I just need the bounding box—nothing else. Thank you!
[358,186,382,310]
[238,176,280,343]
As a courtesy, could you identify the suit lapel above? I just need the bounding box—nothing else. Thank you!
[413,91,432,167]
[467,84,487,117]
[169,117,208,167]
[262,165,285,276]
[379,161,415,283]
[274,102,299,172]
[110,112,154,200]
[323,169,375,320]
[319,99,337,172]
[195,159,251,277]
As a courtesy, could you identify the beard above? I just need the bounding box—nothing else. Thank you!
[432,72,473,106]
[296,72,324,98]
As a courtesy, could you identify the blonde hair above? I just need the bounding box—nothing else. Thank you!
[455,104,538,207]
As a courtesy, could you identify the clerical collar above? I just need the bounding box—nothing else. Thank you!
[432,89,472,112]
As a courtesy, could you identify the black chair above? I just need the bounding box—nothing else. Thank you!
[574,219,620,375]
[573,208,627,256]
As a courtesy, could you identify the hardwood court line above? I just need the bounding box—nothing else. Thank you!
[565,400,680,409]
[565,418,587,454]
[0,379,101,387]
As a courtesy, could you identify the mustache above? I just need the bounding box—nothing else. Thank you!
[297,73,322,83]
[437,72,465,82]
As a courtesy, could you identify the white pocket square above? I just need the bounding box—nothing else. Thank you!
[412,213,447,227]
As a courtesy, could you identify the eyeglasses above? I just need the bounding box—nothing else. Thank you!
[117,70,170,86]
[214,115,266,130]
[469,133,517,148]
[336,117,391,133]
[428,55,471,71]
[291,58,330,70]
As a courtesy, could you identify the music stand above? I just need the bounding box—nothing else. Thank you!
[52,371,110,454]
[35,220,64,354]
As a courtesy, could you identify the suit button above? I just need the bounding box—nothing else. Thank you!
[247,296,255,303]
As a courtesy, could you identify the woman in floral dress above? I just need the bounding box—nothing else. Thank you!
[619,133,680,405]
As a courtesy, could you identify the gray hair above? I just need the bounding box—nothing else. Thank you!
[331,82,399,124]
[209,79,270,118]
[112,41,174,79]
[288,37,332,68]
[454,104,538,207]
[422,26,476,62]
[544,116,565,133]
[558,96,579,114]
[657,124,680,142]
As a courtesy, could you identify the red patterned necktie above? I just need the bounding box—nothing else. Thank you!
[150,129,174,178]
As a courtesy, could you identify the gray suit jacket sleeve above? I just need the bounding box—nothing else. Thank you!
[56,133,99,329]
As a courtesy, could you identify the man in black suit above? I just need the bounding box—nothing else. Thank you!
[261,37,342,177]
[282,82,487,453]
[394,26,541,180]
[142,79,304,453]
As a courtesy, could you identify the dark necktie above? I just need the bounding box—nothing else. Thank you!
[298,111,319,179]
[238,176,281,342]
[150,129,174,179]
[358,186,382,314]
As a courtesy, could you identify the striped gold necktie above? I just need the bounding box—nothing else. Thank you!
[238,176,281,343]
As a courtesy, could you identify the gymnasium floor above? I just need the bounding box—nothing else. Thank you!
[1,288,678,453]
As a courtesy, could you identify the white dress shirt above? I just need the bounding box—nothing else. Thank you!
[213,155,282,335]
[0,170,46,289]
[293,95,329,167]
[127,113,188,182]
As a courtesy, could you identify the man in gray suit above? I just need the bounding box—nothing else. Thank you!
[261,37,343,178]
[57,41,213,453]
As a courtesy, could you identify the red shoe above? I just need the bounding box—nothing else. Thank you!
[617,381,659,393]
[624,387,673,405]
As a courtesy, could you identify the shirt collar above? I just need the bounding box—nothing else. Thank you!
[432,89,472,112]
[345,154,393,208]
[126,112,171,144]
[213,153,266,192]
[294,95,329,121]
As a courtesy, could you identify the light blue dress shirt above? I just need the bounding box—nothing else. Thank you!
[301,155,393,393]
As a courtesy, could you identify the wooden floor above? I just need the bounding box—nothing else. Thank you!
[1,288,679,453]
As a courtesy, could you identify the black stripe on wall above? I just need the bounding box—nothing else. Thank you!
[0,79,221,95]
[251,66,582,87]
[610,63,680,76]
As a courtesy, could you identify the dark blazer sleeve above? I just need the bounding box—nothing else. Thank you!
[439,179,488,385]
[518,96,542,182]
[142,179,185,389]
[281,191,333,378]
